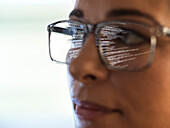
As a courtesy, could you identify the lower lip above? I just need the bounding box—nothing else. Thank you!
[74,105,112,120]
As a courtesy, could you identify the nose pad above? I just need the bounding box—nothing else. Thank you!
[68,34,109,83]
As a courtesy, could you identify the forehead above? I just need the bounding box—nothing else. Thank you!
[73,0,169,25]
[75,0,166,11]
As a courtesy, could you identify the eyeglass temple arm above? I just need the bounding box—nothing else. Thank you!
[48,26,72,36]
[163,27,170,37]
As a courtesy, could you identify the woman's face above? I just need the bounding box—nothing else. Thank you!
[67,0,170,128]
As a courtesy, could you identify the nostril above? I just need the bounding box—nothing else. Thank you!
[83,75,96,81]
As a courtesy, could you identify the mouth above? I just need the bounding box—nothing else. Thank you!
[72,98,122,120]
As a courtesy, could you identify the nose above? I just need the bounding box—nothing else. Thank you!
[69,34,109,83]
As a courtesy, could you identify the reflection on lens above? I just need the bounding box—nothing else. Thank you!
[66,40,83,63]
[99,23,151,70]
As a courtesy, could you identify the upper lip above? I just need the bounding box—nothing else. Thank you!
[72,98,122,113]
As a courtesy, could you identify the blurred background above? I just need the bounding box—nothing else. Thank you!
[0,0,75,128]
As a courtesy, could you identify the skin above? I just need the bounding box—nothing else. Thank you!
[67,0,170,128]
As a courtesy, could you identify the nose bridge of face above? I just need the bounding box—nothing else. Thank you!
[81,33,99,59]
[68,30,109,82]
[75,23,98,58]
[79,23,108,67]
[82,24,100,56]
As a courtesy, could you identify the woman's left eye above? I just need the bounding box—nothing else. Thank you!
[118,30,148,45]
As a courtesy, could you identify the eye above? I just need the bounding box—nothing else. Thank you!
[120,29,149,45]
[111,27,149,45]
[99,25,150,47]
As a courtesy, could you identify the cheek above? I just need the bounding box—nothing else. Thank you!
[126,48,170,117]
[67,68,84,98]
[108,46,170,119]
[152,45,170,86]
[67,67,75,96]
[110,71,170,127]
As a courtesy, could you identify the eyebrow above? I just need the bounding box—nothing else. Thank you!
[69,9,84,18]
[107,9,159,24]
[69,9,159,25]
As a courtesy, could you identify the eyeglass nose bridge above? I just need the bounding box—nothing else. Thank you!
[86,24,96,33]
[85,24,99,43]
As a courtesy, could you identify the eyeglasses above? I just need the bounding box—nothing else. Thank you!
[47,20,170,71]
